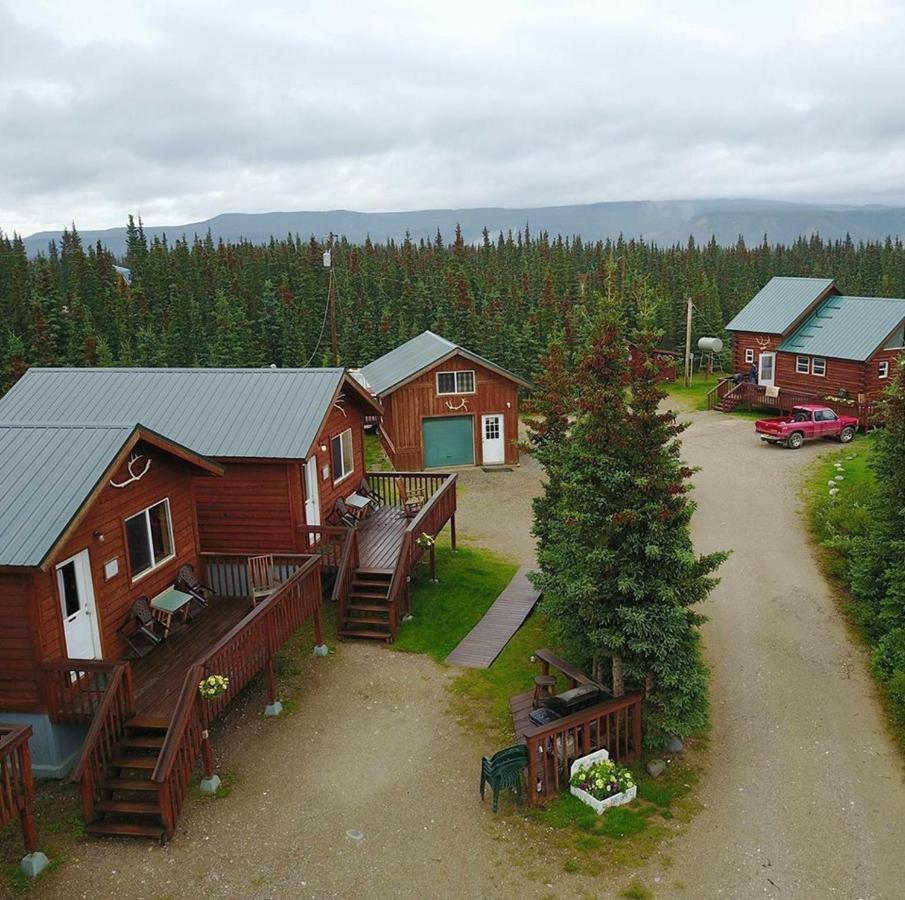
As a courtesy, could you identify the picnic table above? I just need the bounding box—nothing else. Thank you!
[150,587,194,634]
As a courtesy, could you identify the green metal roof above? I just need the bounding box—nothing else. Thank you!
[0,423,137,568]
[359,331,531,396]
[726,277,836,334]
[778,295,905,361]
[0,368,357,459]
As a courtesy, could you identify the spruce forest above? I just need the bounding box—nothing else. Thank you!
[4,216,905,390]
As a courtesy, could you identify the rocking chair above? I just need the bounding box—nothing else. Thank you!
[117,596,167,658]
[395,478,425,518]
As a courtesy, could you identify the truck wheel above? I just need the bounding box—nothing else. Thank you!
[787,431,804,449]
[839,426,855,443]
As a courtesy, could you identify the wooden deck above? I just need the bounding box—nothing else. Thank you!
[445,565,540,668]
[510,689,535,741]
[356,505,408,571]
[131,596,252,719]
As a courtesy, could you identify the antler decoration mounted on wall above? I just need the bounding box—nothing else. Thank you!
[755,335,772,350]
[110,453,151,489]
[446,398,469,411]
[332,396,348,417]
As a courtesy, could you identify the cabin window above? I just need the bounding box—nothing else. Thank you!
[331,428,354,483]
[437,370,476,395]
[125,499,174,580]
[812,357,827,376]
[744,348,754,364]
[879,360,890,379]
[795,356,809,374]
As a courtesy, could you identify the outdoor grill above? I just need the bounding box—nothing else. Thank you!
[527,706,562,728]
[542,684,602,716]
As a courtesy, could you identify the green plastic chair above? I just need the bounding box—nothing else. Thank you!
[480,744,529,813]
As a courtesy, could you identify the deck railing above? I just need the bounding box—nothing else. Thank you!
[364,471,451,508]
[296,524,350,570]
[524,692,643,804]
[69,663,135,824]
[40,659,122,724]
[332,527,360,631]
[721,381,874,426]
[0,724,39,857]
[152,555,323,838]
[705,377,738,410]
[200,552,312,599]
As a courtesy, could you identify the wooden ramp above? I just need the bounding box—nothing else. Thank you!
[446,565,540,669]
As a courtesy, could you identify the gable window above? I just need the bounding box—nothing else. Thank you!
[437,370,476,395]
[879,360,890,379]
[125,499,174,580]
[744,348,754,364]
[795,356,810,374]
[331,428,354,483]
[812,357,827,377]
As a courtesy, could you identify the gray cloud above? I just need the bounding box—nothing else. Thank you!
[3,0,905,234]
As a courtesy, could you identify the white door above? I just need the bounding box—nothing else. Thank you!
[481,414,505,465]
[56,550,101,660]
[304,457,321,527]
[758,352,776,388]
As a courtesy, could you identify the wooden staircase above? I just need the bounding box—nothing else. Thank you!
[85,715,169,840]
[338,569,393,641]
[714,383,744,412]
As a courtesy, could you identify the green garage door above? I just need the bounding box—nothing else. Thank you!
[422,416,475,468]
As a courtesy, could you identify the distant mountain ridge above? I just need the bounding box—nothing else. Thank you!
[20,198,905,257]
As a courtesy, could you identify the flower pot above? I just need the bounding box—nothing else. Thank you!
[569,748,637,814]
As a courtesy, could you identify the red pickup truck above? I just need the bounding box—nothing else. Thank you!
[755,404,859,449]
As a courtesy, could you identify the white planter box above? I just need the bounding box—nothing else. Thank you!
[569,748,637,814]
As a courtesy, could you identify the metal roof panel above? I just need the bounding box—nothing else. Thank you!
[726,277,836,334]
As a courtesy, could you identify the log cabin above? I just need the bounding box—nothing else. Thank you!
[357,331,532,469]
[722,277,905,417]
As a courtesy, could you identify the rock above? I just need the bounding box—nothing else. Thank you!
[666,736,684,753]
[835,475,844,481]
[646,758,667,777]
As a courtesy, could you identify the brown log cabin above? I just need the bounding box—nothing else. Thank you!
[357,331,532,469]
[720,277,905,419]
[0,368,458,839]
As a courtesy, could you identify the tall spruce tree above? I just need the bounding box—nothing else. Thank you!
[531,297,727,745]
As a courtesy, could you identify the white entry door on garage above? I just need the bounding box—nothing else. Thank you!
[481,414,505,465]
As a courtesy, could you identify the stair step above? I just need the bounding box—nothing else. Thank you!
[346,603,390,613]
[338,628,392,641]
[112,755,158,770]
[354,568,394,578]
[119,735,165,749]
[103,777,157,793]
[342,615,391,627]
[96,799,161,816]
[86,821,165,839]
[349,590,390,600]
[126,716,169,731]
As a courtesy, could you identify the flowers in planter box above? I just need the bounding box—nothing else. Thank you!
[569,758,635,801]
[415,533,435,551]
[198,674,230,700]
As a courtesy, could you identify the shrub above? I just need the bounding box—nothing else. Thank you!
[872,629,905,682]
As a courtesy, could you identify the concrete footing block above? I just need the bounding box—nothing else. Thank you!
[199,774,221,794]
[313,644,329,657]
[20,852,49,878]
[264,700,283,717]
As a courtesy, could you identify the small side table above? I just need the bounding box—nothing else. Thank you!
[533,675,556,709]
[150,587,193,635]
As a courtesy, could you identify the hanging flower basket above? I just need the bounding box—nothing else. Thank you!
[198,674,230,700]
[569,749,637,814]
[415,533,435,551]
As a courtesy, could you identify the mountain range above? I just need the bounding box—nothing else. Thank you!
[20,198,905,257]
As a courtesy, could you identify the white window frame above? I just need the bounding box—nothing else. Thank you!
[812,357,827,377]
[125,498,175,582]
[331,428,354,484]
[436,370,476,395]
[879,360,890,379]
[744,348,754,364]
[795,356,810,375]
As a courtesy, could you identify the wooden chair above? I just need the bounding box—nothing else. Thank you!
[176,564,213,619]
[358,476,381,511]
[117,596,167,658]
[395,478,425,518]
[326,497,358,528]
[480,744,529,813]
[247,554,278,606]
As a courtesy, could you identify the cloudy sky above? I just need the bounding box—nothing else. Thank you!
[3,0,905,235]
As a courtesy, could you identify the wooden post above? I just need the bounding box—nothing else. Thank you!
[632,699,643,759]
[265,656,278,706]
[201,729,215,780]
[429,544,437,582]
[449,514,457,552]
[19,743,38,854]
[684,296,694,388]
[314,602,324,647]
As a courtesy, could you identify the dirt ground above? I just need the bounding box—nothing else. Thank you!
[22,409,905,899]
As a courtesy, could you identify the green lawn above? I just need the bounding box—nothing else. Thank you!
[363,433,390,471]
[665,373,722,411]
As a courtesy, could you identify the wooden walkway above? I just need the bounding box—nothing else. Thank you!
[446,566,540,669]
[357,505,408,571]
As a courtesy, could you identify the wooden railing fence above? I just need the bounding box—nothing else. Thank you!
[296,524,350,570]
[0,725,39,856]
[152,555,323,838]
[332,527,359,631]
[364,471,450,508]
[200,552,311,599]
[69,663,135,824]
[524,693,643,805]
[40,659,122,724]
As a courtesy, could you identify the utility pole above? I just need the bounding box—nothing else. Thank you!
[684,296,694,387]
[324,236,339,366]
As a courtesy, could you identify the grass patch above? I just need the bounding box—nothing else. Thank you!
[665,373,722,411]
[393,542,517,661]
[364,433,390,471]
[620,880,654,900]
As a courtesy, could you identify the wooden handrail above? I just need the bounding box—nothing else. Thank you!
[39,658,120,724]
[332,527,359,630]
[0,724,38,854]
[524,692,643,805]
